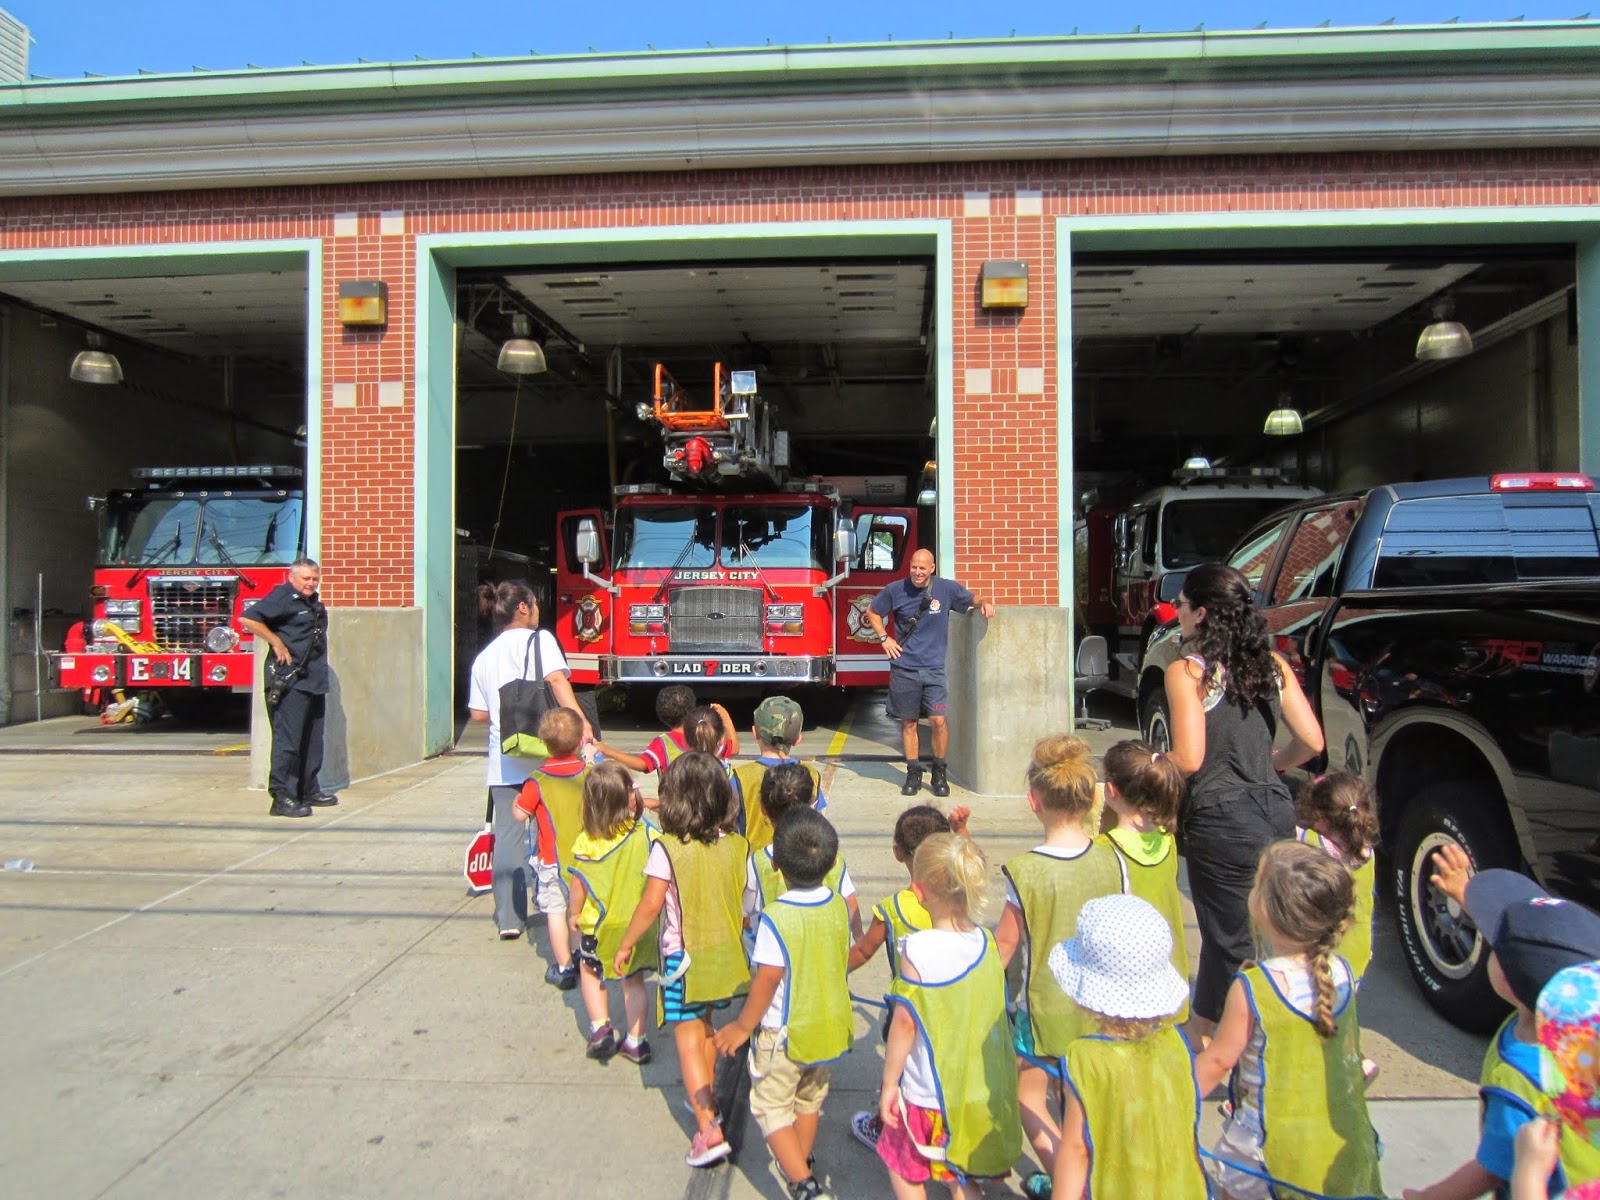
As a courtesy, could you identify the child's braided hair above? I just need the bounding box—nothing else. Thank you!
[1251,840,1355,1039]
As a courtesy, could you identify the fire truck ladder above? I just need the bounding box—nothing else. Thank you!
[647,363,784,488]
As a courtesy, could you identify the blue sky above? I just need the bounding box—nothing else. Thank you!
[6,1,1596,79]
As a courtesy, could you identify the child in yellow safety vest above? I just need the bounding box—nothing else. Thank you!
[513,707,591,991]
[714,807,854,1200]
[612,751,750,1170]
[1047,893,1208,1200]
[846,802,972,1152]
[566,761,656,1066]
[1508,960,1600,1200]
[1403,851,1600,1200]
[746,761,862,936]
[1098,740,1190,1026]
[733,695,827,851]
[878,832,1021,1199]
[590,687,738,801]
[995,735,1127,1193]
[1196,840,1383,1200]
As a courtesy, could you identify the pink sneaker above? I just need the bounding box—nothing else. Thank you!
[685,1127,731,1168]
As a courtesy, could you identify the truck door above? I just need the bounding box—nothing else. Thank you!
[834,506,916,688]
[554,508,609,685]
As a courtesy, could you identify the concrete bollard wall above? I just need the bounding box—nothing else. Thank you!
[944,606,1077,796]
[250,607,427,793]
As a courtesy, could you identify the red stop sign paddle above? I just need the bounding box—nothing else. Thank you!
[464,826,494,894]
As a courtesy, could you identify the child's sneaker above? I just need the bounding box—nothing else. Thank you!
[788,1177,834,1200]
[848,1110,882,1150]
[585,1023,616,1060]
[544,962,578,990]
[685,1127,732,1168]
[617,1037,652,1065]
[1020,1170,1053,1200]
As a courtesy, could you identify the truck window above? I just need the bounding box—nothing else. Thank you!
[853,513,907,572]
[1162,498,1305,570]
[196,497,304,566]
[614,506,718,570]
[1228,518,1290,592]
[722,505,828,571]
[1271,503,1359,604]
[105,497,201,566]
[1375,495,1600,588]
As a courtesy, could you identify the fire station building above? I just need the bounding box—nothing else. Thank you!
[2,22,1599,790]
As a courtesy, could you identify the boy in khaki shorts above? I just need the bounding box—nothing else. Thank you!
[715,808,853,1200]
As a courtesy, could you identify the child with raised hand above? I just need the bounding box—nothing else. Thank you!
[566,760,656,1066]
[879,833,1021,1200]
[612,751,752,1168]
[590,686,737,785]
[995,734,1126,1191]
[1404,848,1600,1200]
[1294,771,1380,982]
[735,695,826,852]
[1046,893,1208,1200]
[747,762,863,937]
[1099,739,1189,1024]
[513,706,590,987]
[714,808,854,1200]
[1196,840,1383,1200]
[846,802,971,1152]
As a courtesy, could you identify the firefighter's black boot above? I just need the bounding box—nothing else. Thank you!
[901,762,924,796]
[269,794,313,818]
[929,759,951,798]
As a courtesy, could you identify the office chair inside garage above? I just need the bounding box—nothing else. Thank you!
[1074,635,1112,731]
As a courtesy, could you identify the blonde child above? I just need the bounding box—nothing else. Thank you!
[1196,840,1383,1200]
[591,687,737,784]
[735,695,827,851]
[995,735,1126,1191]
[1294,772,1380,982]
[1099,739,1190,1025]
[714,808,854,1200]
[513,707,590,988]
[613,751,751,1168]
[1047,893,1207,1200]
[566,761,655,1065]
[747,762,862,936]
[879,833,1021,1200]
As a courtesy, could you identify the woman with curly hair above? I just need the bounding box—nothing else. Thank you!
[1161,563,1325,1040]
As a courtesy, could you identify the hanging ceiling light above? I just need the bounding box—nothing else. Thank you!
[1263,390,1303,437]
[69,331,123,385]
[497,313,547,375]
[1182,455,1212,470]
[1415,299,1474,361]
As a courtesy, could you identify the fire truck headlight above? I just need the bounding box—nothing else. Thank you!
[204,626,241,654]
[104,600,140,616]
[208,664,229,683]
[630,604,666,621]
[91,664,113,683]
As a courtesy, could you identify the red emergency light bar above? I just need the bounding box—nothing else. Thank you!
[1490,473,1594,491]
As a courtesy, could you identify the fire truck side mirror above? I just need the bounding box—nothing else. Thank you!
[834,521,858,563]
[1112,513,1130,569]
[575,518,601,566]
[86,495,105,513]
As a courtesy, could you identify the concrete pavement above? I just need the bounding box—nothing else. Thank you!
[0,705,1485,1199]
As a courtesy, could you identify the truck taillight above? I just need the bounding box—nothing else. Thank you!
[629,603,666,635]
[766,603,804,636]
[1491,473,1595,491]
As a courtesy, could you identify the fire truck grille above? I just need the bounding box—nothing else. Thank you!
[668,586,763,653]
[149,578,238,652]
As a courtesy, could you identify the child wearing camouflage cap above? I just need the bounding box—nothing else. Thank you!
[734,695,827,852]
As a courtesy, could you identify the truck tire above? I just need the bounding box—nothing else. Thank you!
[1141,690,1173,753]
[1391,781,1519,1033]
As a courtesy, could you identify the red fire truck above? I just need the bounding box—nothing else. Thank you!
[551,482,917,691]
[56,465,306,719]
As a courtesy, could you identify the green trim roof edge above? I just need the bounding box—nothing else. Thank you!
[5,21,1600,117]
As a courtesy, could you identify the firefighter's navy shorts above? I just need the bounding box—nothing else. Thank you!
[886,668,948,721]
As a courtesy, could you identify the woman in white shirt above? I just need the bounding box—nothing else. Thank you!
[467,581,591,939]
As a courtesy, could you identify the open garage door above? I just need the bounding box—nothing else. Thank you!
[0,267,307,736]
[450,257,937,711]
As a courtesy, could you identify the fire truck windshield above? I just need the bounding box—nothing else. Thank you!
[105,495,304,567]
[1161,498,1299,570]
[615,506,718,570]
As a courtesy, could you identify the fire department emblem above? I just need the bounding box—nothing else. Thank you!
[846,596,882,643]
[574,596,605,643]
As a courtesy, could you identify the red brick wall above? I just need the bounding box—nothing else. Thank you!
[4,150,1596,607]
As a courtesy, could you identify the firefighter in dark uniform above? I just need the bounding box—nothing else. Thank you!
[240,556,336,818]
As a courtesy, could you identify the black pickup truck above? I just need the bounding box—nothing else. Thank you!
[1137,474,1600,1030]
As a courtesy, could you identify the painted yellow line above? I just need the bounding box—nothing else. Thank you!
[825,706,854,757]
[212,743,251,756]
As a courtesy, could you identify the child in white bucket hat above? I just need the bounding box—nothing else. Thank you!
[1044,893,1207,1200]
